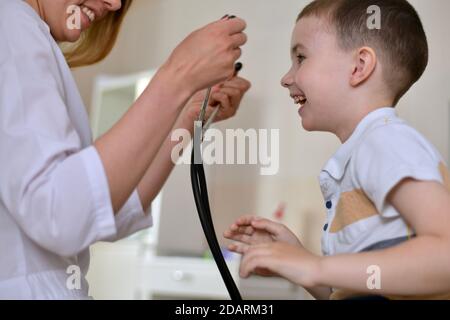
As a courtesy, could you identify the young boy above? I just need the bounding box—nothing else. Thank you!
[224,0,450,300]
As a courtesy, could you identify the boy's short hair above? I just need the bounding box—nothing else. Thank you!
[298,0,428,105]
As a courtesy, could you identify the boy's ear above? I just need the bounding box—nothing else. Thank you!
[350,47,377,87]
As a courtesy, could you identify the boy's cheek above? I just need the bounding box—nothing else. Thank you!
[295,63,322,90]
[294,71,308,90]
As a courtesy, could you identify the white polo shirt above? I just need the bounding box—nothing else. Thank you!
[319,107,450,300]
[319,107,449,257]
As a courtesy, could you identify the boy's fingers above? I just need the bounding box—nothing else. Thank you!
[236,215,258,226]
[251,219,284,236]
[224,229,252,243]
[243,259,274,278]
[255,267,276,277]
[228,242,249,254]
[237,226,254,236]
[224,226,253,237]
[223,230,233,238]
[230,223,242,231]
[240,249,272,278]
[229,233,251,244]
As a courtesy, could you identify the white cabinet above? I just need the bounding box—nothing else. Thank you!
[136,255,239,300]
[134,252,307,300]
[87,241,142,300]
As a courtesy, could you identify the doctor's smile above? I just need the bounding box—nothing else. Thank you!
[26,0,122,42]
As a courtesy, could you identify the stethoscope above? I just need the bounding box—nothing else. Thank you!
[190,62,243,301]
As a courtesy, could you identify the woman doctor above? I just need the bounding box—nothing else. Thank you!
[0,0,250,299]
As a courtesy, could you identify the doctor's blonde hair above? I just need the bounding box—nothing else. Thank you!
[63,0,133,68]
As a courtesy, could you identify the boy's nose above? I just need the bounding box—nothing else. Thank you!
[281,72,293,88]
[103,0,122,11]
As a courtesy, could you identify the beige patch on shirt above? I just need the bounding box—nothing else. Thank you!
[330,189,378,233]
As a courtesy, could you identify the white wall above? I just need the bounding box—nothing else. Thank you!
[73,0,450,254]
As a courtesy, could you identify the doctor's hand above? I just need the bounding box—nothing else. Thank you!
[163,16,247,94]
[239,242,321,288]
[183,76,251,125]
[224,215,302,255]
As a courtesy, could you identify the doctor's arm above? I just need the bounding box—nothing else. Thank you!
[0,13,246,256]
[94,18,247,214]
[136,77,251,212]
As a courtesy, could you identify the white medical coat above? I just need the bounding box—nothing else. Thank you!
[0,0,153,299]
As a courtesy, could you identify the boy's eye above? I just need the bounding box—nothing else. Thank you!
[296,54,306,64]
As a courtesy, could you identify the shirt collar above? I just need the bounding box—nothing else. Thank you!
[321,107,397,180]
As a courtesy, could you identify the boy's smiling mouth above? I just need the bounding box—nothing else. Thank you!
[291,94,307,106]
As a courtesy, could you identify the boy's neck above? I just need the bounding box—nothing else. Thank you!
[334,99,395,144]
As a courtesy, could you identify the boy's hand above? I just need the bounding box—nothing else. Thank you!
[239,242,322,289]
[183,76,251,125]
[223,215,301,254]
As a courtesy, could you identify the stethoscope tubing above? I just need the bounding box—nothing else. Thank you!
[190,130,242,301]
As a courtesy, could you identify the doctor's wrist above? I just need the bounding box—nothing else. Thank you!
[159,60,198,98]
[148,63,196,109]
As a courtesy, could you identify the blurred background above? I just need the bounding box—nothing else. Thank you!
[72,0,450,300]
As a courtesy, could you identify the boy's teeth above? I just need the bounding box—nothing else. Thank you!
[294,95,307,104]
[81,6,95,22]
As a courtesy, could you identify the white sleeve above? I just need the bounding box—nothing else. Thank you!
[0,8,148,257]
[111,189,153,242]
[82,148,153,242]
[352,124,443,218]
